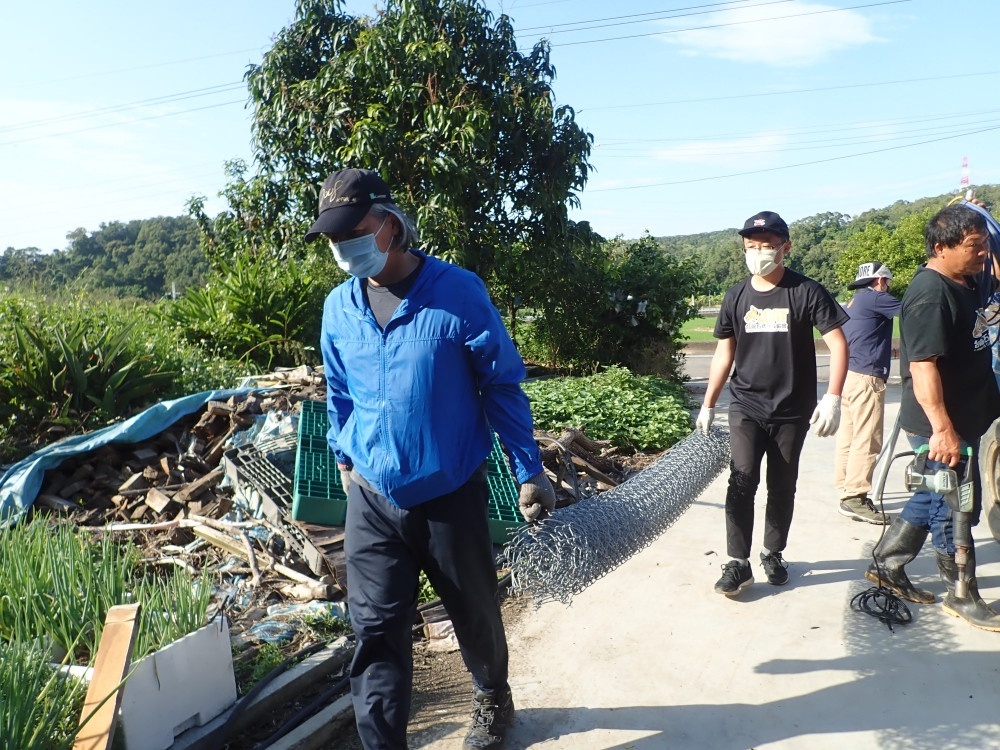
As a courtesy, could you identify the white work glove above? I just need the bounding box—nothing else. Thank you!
[518,472,556,523]
[809,394,841,437]
[337,464,352,497]
[696,406,715,435]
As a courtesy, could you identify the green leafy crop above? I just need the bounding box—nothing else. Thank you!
[523,365,693,453]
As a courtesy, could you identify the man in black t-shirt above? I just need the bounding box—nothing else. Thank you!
[864,203,1000,630]
[697,210,849,596]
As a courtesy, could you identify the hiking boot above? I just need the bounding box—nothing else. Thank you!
[839,495,890,525]
[464,685,514,748]
[714,560,753,596]
[760,551,789,586]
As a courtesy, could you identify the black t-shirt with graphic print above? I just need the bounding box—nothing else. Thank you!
[899,265,1000,443]
[715,268,849,422]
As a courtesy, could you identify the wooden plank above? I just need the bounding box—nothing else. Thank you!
[74,603,141,750]
[192,525,251,560]
[174,466,225,504]
[144,487,175,514]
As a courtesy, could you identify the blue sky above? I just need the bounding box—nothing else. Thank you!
[2,0,998,253]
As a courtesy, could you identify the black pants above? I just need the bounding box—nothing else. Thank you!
[725,410,810,560]
[344,473,509,750]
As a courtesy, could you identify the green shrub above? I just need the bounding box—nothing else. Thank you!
[523,365,693,453]
[161,251,336,370]
[0,292,244,463]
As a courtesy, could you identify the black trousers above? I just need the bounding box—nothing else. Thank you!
[725,410,810,560]
[344,473,508,750]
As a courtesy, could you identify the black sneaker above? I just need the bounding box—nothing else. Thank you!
[714,560,753,596]
[760,551,789,585]
[464,686,514,748]
[839,495,889,525]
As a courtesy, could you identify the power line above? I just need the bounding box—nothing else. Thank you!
[595,107,1000,144]
[6,48,263,92]
[593,114,1000,155]
[588,122,1000,191]
[514,0,789,34]
[0,99,248,148]
[541,0,912,48]
[578,70,1000,112]
[0,83,245,135]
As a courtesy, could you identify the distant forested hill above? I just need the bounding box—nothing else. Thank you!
[657,184,1000,298]
[1,216,206,299]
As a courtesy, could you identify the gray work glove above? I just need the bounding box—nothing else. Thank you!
[338,464,352,497]
[518,472,556,522]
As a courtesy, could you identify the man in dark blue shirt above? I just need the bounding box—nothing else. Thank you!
[835,261,900,524]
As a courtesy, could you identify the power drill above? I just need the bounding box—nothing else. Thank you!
[906,445,976,597]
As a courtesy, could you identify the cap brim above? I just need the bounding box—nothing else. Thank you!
[738,227,789,239]
[847,278,873,290]
[304,203,371,242]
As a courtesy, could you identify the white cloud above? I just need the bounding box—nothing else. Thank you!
[659,2,881,67]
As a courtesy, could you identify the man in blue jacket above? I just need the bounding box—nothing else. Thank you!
[834,261,900,524]
[306,168,556,750]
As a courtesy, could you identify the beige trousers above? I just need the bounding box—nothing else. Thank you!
[834,371,887,500]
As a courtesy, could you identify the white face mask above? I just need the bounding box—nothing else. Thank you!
[744,244,785,276]
[330,217,389,278]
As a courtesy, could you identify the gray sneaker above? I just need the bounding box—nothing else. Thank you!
[839,496,889,525]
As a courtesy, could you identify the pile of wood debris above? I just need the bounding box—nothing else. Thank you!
[28,365,642,635]
[23,364,648,747]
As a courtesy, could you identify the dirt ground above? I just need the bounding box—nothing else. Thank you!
[338,593,534,749]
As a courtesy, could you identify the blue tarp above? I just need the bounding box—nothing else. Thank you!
[0,388,254,526]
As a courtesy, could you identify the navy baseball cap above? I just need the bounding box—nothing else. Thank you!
[738,211,789,240]
[305,168,395,241]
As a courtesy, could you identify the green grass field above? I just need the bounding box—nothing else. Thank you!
[680,314,901,343]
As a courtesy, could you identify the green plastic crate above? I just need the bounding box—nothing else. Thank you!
[298,399,329,441]
[485,433,523,543]
[293,435,348,525]
[294,400,525,541]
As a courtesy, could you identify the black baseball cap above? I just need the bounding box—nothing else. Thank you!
[304,168,395,241]
[738,210,789,240]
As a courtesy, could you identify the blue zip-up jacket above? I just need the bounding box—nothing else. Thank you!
[320,251,543,509]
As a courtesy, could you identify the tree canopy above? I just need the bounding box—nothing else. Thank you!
[240,0,593,278]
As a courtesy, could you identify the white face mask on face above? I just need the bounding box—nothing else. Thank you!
[744,243,785,276]
[329,217,389,278]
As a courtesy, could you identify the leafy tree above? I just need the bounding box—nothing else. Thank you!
[787,211,850,293]
[835,207,936,300]
[188,160,311,268]
[597,233,701,379]
[240,0,592,280]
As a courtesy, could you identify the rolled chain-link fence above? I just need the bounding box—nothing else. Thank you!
[502,427,731,605]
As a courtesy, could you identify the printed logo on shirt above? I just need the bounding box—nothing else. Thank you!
[974,302,1000,352]
[743,305,789,333]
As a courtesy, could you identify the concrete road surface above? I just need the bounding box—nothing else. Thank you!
[420,352,1000,749]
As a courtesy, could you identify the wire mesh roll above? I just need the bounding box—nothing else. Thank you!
[502,427,731,605]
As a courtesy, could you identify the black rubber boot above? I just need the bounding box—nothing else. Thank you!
[940,543,1000,632]
[935,549,959,597]
[864,517,936,604]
